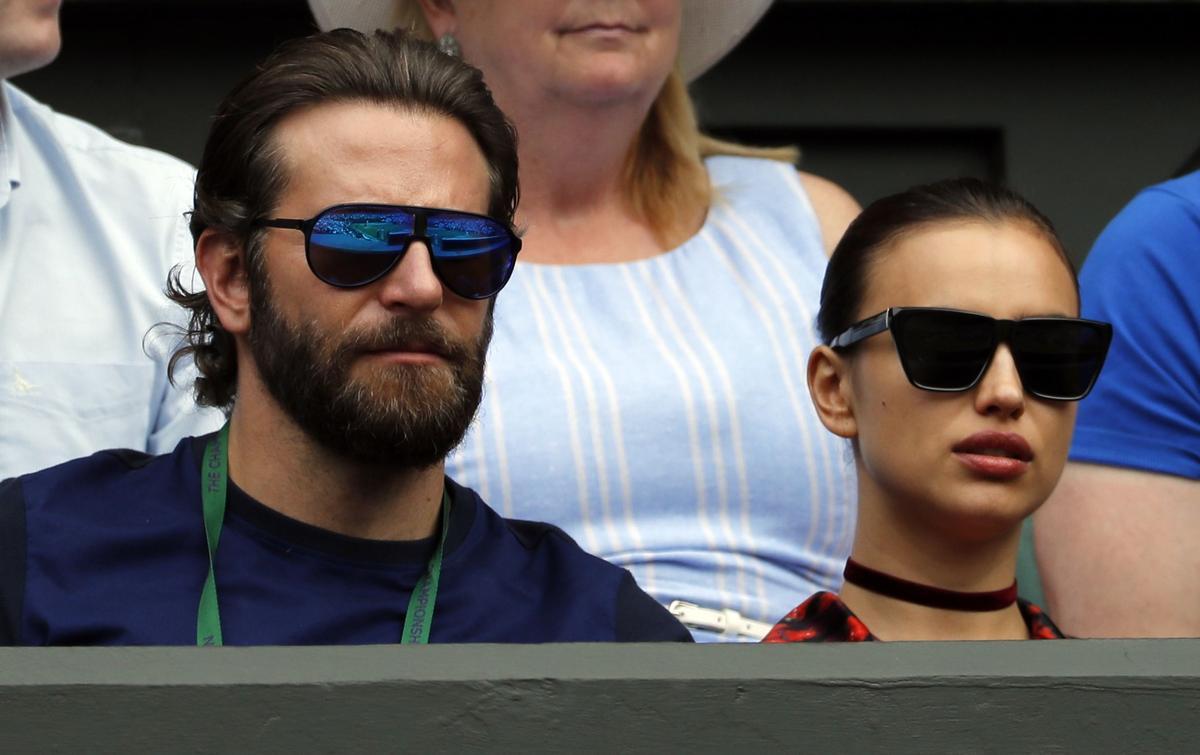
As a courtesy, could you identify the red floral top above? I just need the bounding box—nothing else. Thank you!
[762,591,1066,643]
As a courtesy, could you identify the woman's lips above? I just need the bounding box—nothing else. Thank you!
[952,431,1034,480]
[559,21,643,38]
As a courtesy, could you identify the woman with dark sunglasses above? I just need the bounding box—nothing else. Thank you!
[764,178,1112,643]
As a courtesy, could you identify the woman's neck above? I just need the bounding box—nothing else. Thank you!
[840,581,1030,641]
[516,100,640,215]
[497,86,692,265]
[843,490,1030,640]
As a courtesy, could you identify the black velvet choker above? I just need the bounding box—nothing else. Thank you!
[843,558,1018,612]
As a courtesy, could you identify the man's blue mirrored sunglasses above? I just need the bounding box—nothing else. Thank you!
[256,203,522,299]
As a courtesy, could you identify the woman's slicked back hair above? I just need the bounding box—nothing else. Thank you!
[816,177,1076,345]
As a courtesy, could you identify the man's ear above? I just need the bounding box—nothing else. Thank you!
[807,345,858,439]
[195,228,252,337]
[415,0,457,37]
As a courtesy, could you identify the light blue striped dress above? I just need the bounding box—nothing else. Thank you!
[446,156,857,641]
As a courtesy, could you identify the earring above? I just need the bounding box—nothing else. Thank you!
[437,33,461,58]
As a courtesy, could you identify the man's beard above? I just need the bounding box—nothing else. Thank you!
[248,274,491,468]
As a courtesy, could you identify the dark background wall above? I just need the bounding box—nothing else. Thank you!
[697,0,1200,264]
[16,0,1200,264]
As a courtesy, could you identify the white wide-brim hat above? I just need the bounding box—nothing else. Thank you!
[307,0,774,82]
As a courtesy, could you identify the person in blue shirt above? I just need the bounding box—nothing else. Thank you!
[0,28,690,646]
[1036,168,1200,638]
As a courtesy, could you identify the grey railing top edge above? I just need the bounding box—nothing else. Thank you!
[3,638,1199,688]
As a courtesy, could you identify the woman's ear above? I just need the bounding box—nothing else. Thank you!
[807,345,858,439]
[415,0,457,37]
[195,228,252,337]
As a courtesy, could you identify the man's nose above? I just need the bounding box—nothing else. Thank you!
[376,240,443,312]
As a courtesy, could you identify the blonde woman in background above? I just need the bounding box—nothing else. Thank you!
[309,0,861,641]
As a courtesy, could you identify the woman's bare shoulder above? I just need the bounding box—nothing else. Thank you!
[798,171,862,258]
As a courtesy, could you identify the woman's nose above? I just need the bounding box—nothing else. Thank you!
[974,343,1026,419]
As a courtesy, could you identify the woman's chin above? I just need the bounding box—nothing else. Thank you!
[551,63,667,106]
[919,494,1039,545]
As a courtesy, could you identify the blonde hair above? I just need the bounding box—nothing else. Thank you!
[637,69,797,247]
[393,2,798,249]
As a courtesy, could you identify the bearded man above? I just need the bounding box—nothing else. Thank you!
[0,29,689,645]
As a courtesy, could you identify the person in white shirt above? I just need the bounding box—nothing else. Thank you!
[0,0,221,479]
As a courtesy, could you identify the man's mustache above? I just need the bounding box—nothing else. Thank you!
[334,317,475,364]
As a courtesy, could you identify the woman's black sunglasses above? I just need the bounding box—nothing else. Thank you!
[829,307,1113,401]
[256,203,522,300]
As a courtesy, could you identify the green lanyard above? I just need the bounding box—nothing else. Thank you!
[197,423,450,646]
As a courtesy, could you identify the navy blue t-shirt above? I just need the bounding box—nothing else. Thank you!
[0,436,691,645]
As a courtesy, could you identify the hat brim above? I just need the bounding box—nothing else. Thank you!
[307,0,773,82]
[678,0,773,81]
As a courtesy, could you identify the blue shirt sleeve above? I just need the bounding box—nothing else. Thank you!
[0,477,27,645]
[1070,173,1200,479]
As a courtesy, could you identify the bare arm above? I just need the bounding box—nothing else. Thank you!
[799,172,861,257]
[1035,462,1200,637]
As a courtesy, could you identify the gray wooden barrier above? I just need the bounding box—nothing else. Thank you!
[2,640,1198,752]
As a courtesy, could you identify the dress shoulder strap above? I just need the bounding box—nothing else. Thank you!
[701,155,827,274]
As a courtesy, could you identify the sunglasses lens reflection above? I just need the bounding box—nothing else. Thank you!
[427,214,518,299]
[306,206,517,296]
[309,207,414,287]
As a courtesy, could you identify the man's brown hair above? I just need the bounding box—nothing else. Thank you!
[167,28,519,411]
